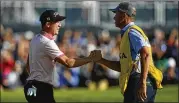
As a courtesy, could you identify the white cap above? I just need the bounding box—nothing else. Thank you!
[24,31,34,40]
[168,57,176,68]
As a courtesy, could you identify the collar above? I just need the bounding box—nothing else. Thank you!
[120,22,135,35]
[41,31,54,40]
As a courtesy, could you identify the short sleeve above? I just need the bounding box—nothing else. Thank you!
[129,29,150,53]
[45,40,64,60]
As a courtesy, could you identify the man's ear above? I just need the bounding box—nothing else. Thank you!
[124,13,129,18]
[124,13,129,22]
[45,22,51,28]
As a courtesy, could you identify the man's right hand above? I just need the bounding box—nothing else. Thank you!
[89,50,102,62]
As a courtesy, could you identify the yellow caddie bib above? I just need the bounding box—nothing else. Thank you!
[119,25,163,95]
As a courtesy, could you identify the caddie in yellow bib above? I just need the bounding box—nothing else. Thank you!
[95,2,163,103]
[111,2,163,103]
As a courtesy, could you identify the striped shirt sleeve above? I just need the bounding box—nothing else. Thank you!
[129,29,150,53]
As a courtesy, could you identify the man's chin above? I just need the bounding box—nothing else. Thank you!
[55,32,59,35]
[114,23,121,28]
[114,23,117,26]
[56,30,60,34]
[115,24,119,28]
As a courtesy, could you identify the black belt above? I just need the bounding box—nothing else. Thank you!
[27,80,53,87]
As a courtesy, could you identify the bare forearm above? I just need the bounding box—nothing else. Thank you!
[55,50,102,68]
[55,55,93,68]
[67,57,92,68]
[97,58,121,72]
[140,51,150,83]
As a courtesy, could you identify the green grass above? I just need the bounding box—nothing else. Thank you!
[1,84,178,102]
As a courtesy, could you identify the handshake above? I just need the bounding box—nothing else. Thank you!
[88,50,102,62]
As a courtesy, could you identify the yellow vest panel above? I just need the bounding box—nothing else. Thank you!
[119,25,163,95]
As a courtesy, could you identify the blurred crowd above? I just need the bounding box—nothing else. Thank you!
[0,24,178,91]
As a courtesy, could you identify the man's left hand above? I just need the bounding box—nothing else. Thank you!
[137,83,147,102]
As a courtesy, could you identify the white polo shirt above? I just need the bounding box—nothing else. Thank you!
[27,33,64,85]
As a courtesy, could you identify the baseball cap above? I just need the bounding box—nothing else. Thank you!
[109,2,136,17]
[40,10,66,24]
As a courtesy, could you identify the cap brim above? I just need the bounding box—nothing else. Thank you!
[56,16,66,21]
[109,9,117,13]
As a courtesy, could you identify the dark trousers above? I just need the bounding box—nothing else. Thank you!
[124,73,157,103]
[24,80,56,103]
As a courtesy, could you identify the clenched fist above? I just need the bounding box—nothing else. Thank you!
[89,50,102,62]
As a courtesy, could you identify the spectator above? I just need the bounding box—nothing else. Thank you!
[152,28,167,60]
[58,65,80,88]
[165,28,178,68]
[0,50,15,89]
[163,57,177,84]
[2,28,16,52]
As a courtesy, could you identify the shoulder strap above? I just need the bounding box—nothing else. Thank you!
[128,25,147,65]
[129,25,148,40]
